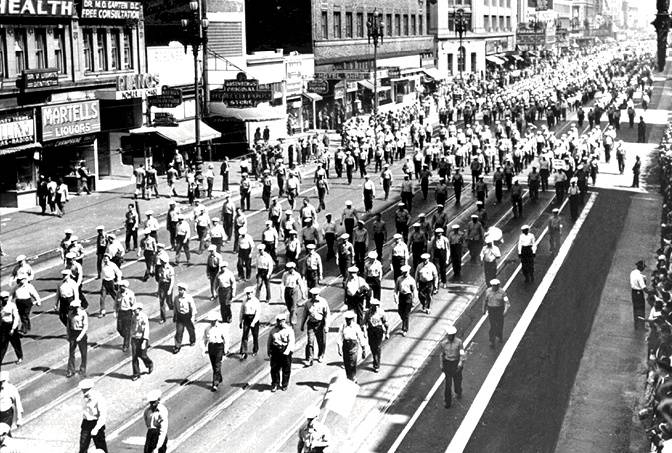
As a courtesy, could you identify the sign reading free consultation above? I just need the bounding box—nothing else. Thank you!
[41,100,101,142]
[80,0,141,20]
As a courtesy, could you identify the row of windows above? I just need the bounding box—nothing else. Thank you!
[320,11,425,40]
[447,51,477,73]
[484,0,512,8]
[483,15,512,32]
[0,27,133,79]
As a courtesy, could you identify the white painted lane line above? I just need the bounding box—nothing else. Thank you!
[445,193,596,453]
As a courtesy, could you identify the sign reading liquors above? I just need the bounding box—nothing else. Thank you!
[80,0,141,19]
[41,100,100,141]
[0,0,74,16]
[0,109,35,148]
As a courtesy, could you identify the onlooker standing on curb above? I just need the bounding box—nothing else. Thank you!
[220,157,230,192]
[440,326,465,408]
[630,260,648,328]
[78,379,108,453]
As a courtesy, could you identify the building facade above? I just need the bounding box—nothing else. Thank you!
[0,0,147,208]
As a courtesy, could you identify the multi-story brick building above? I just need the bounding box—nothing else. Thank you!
[0,0,148,208]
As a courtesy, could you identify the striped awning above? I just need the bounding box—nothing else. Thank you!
[0,142,41,157]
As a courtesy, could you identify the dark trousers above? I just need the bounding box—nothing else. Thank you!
[15,298,32,333]
[306,268,319,289]
[125,228,138,250]
[270,347,292,388]
[418,281,434,310]
[325,233,336,259]
[240,315,259,354]
[222,173,229,191]
[632,289,646,323]
[59,295,74,326]
[157,282,173,322]
[342,339,359,381]
[367,276,381,300]
[208,342,225,385]
[354,242,367,273]
[374,233,384,260]
[305,319,326,361]
[218,287,233,323]
[434,249,447,283]
[487,305,505,343]
[168,222,177,249]
[144,429,167,453]
[237,248,252,279]
[256,269,272,301]
[116,310,133,349]
[520,245,535,282]
[79,419,108,453]
[131,338,153,376]
[484,260,497,285]
[0,322,22,362]
[174,236,190,262]
[569,194,580,220]
[68,330,87,374]
[175,312,196,347]
[367,326,384,369]
[344,218,355,241]
[443,359,463,406]
[450,244,462,278]
[392,256,404,282]
[240,189,251,211]
[511,195,523,218]
[143,251,156,279]
[398,293,413,332]
[284,287,298,326]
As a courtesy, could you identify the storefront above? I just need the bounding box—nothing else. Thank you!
[0,109,41,209]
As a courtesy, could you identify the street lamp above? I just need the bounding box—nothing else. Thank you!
[452,8,468,80]
[367,10,384,114]
[181,0,209,179]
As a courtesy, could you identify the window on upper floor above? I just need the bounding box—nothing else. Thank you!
[97,29,108,71]
[54,27,67,74]
[356,13,364,38]
[506,16,511,30]
[333,11,342,39]
[419,15,423,34]
[345,12,353,38]
[110,29,121,70]
[394,14,401,36]
[448,12,472,32]
[83,28,94,71]
[34,28,47,69]
[403,15,409,35]
[484,16,490,32]
[13,28,28,73]
[491,15,497,31]
[123,28,133,69]
[386,14,393,37]
[411,15,416,35]
[499,16,504,31]
[321,11,328,39]
[506,0,511,7]
[0,30,6,78]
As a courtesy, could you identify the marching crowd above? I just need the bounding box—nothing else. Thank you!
[0,41,658,453]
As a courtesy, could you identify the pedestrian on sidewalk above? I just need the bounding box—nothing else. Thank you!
[204,164,215,199]
[301,287,329,367]
[338,311,367,382]
[146,165,159,199]
[47,176,57,214]
[66,300,88,378]
[11,277,40,335]
[630,260,648,328]
[76,160,91,196]
[115,281,135,352]
[203,313,228,391]
[143,390,168,453]
[483,279,510,347]
[0,292,22,365]
[173,283,196,354]
[166,165,179,198]
[440,326,465,408]
[134,164,146,200]
[55,178,69,217]
[240,172,251,211]
[130,303,153,381]
[638,116,647,143]
[632,155,641,188]
[267,312,295,392]
[174,215,191,265]
[78,379,108,453]
[220,157,230,192]
[95,226,107,278]
[37,175,48,214]
[394,265,417,336]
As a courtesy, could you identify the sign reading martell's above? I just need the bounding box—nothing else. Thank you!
[0,0,74,16]
[80,0,141,20]
[210,73,272,108]
[41,100,101,141]
[22,68,59,90]
[0,109,35,148]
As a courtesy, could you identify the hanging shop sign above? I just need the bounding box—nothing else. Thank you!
[307,79,328,95]
[147,86,183,108]
[0,0,74,16]
[115,73,160,100]
[333,81,345,100]
[485,38,510,55]
[0,109,35,148]
[209,72,273,108]
[80,0,141,20]
[315,69,388,82]
[41,100,101,142]
[21,68,59,90]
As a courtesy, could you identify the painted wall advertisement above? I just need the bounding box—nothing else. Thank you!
[0,109,35,148]
[41,100,101,141]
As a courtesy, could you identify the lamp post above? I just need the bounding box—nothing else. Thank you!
[652,0,671,72]
[528,17,543,53]
[181,0,209,178]
[452,8,468,80]
[367,10,384,115]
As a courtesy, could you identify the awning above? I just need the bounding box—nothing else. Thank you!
[302,92,323,102]
[485,56,505,65]
[207,104,287,122]
[357,80,375,91]
[421,68,444,80]
[0,142,41,157]
[130,119,220,146]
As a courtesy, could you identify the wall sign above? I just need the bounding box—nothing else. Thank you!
[41,100,101,142]
[0,109,35,148]
[307,79,328,95]
[21,68,59,90]
[116,73,160,100]
[210,73,273,108]
[147,86,183,108]
[0,0,74,16]
[80,0,141,20]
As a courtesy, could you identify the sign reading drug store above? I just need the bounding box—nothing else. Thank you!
[41,100,100,142]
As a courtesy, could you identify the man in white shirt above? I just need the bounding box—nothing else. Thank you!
[630,260,648,327]
[78,379,108,453]
[0,372,22,434]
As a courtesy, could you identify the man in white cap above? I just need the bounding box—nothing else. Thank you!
[239,287,261,360]
[11,256,32,284]
[139,229,158,282]
[240,172,252,211]
[336,233,355,281]
[267,312,295,392]
[281,262,305,326]
[11,276,40,335]
[305,244,323,290]
[78,378,108,452]
[483,279,510,347]
[66,299,88,378]
[448,224,465,280]
[131,303,153,381]
[95,225,107,278]
[430,228,450,288]
[480,235,501,286]
[261,220,279,262]
[143,389,168,453]
[362,174,376,213]
[297,406,330,453]
[210,218,225,253]
[364,299,388,372]
[466,214,485,264]
[255,244,274,302]
[338,310,367,382]
[0,292,22,365]
[301,218,322,251]
[395,202,411,241]
[203,312,228,390]
[60,228,74,263]
[518,225,537,283]
[205,245,223,300]
[394,265,417,335]
[345,266,370,326]
[173,283,197,354]
[390,233,410,282]
[174,214,191,265]
[98,253,121,318]
[237,228,255,281]
[365,251,383,300]
[154,254,174,324]
[124,203,139,252]
[0,371,23,433]
[415,253,439,314]
[215,262,236,323]
[372,213,387,260]
[511,180,523,218]
[440,325,465,408]
[115,280,136,352]
[194,205,211,253]
[548,208,563,254]
[568,177,580,221]
[341,200,358,241]
[144,210,159,240]
[301,287,330,366]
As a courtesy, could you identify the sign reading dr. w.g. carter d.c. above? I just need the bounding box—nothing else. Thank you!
[41,100,101,141]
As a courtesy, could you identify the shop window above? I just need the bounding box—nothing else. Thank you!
[419,15,423,34]
[110,29,121,70]
[356,13,364,38]
[321,11,328,39]
[34,28,47,69]
[394,15,400,36]
[457,47,465,72]
[411,15,416,35]
[14,28,28,73]
[0,30,6,79]
[15,154,36,191]
[54,27,67,74]
[97,29,108,70]
[333,12,341,39]
[83,28,94,71]
[123,29,133,69]
[386,14,392,37]
[345,12,353,38]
